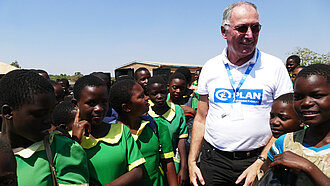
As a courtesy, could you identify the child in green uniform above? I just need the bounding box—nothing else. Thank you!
[71,75,145,186]
[147,76,189,185]
[0,70,89,186]
[109,78,178,186]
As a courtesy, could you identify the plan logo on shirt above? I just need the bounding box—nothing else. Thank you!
[214,88,263,105]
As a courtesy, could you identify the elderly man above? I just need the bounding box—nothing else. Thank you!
[188,2,292,186]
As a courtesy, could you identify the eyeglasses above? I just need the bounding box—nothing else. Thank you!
[225,23,261,34]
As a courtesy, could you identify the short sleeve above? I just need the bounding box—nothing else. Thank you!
[274,61,293,99]
[196,64,209,95]
[176,106,188,139]
[53,135,89,185]
[267,134,286,161]
[157,122,174,159]
[122,125,146,171]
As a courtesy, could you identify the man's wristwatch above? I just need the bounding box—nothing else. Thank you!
[257,155,266,162]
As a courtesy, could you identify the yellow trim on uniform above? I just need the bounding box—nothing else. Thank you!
[132,120,150,141]
[159,166,165,176]
[128,158,146,171]
[173,157,181,163]
[148,101,176,122]
[160,151,174,159]
[80,124,123,149]
[15,132,60,158]
[179,134,189,139]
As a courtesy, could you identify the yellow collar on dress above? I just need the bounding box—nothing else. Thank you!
[132,120,150,141]
[148,101,176,122]
[80,124,123,149]
[14,132,59,158]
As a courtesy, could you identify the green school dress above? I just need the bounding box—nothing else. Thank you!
[15,133,89,186]
[148,101,188,171]
[80,123,146,186]
[132,119,174,186]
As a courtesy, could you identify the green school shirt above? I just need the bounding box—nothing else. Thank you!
[148,101,188,151]
[132,119,174,186]
[80,123,146,186]
[15,133,89,186]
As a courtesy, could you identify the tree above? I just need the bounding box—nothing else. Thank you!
[10,60,21,68]
[289,47,330,66]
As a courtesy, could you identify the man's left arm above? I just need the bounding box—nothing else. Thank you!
[235,136,276,186]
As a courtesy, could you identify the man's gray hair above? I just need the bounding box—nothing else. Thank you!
[222,1,259,29]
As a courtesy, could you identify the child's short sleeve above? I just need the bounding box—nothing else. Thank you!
[267,134,286,161]
[53,135,89,185]
[176,105,188,139]
[158,122,174,159]
[122,125,146,171]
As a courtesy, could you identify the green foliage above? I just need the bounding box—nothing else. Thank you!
[49,74,70,81]
[290,47,330,66]
[49,72,83,82]
[10,60,21,68]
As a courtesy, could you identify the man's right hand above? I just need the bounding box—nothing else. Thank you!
[189,162,205,186]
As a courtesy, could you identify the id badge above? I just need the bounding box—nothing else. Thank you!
[230,102,244,121]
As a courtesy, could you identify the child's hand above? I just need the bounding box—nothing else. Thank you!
[71,109,91,143]
[270,151,311,172]
[178,168,188,186]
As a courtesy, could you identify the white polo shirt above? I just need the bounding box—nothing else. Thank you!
[197,48,293,151]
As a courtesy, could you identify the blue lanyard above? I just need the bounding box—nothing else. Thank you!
[224,49,259,102]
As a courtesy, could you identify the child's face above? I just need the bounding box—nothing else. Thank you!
[194,71,200,81]
[286,59,298,72]
[148,83,167,106]
[291,67,303,83]
[53,84,65,104]
[77,86,108,126]
[136,70,151,89]
[169,78,186,101]
[129,83,149,116]
[12,93,55,142]
[270,100,302,138]
[294,75,330,127]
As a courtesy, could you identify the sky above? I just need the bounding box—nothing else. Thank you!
[0,0,329,76]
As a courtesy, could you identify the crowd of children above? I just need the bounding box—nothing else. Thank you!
[0,59,329,185]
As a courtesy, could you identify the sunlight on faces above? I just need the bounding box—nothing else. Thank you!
[223,4,259,61]
[286,59,299,73]
[270,100,303,138]
[77,86,108,126]
[294,75,330,127]
[148,83,167,107]
[128,83,149,116]
[169,78,186,103]
[136,70,151,90]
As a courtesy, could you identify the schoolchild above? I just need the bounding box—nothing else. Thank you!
[71,75,145,186]
[270,93,304,138]
[49,80,65,105]
[168,73,195,155]
[266,64,330,185]
[134,67,151,95]
[147,76,189,185]
[109,78,178,186]
[0,138,17,186]
[0,70,89,186]
[291,66,305,83]
[51,100,77,136]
